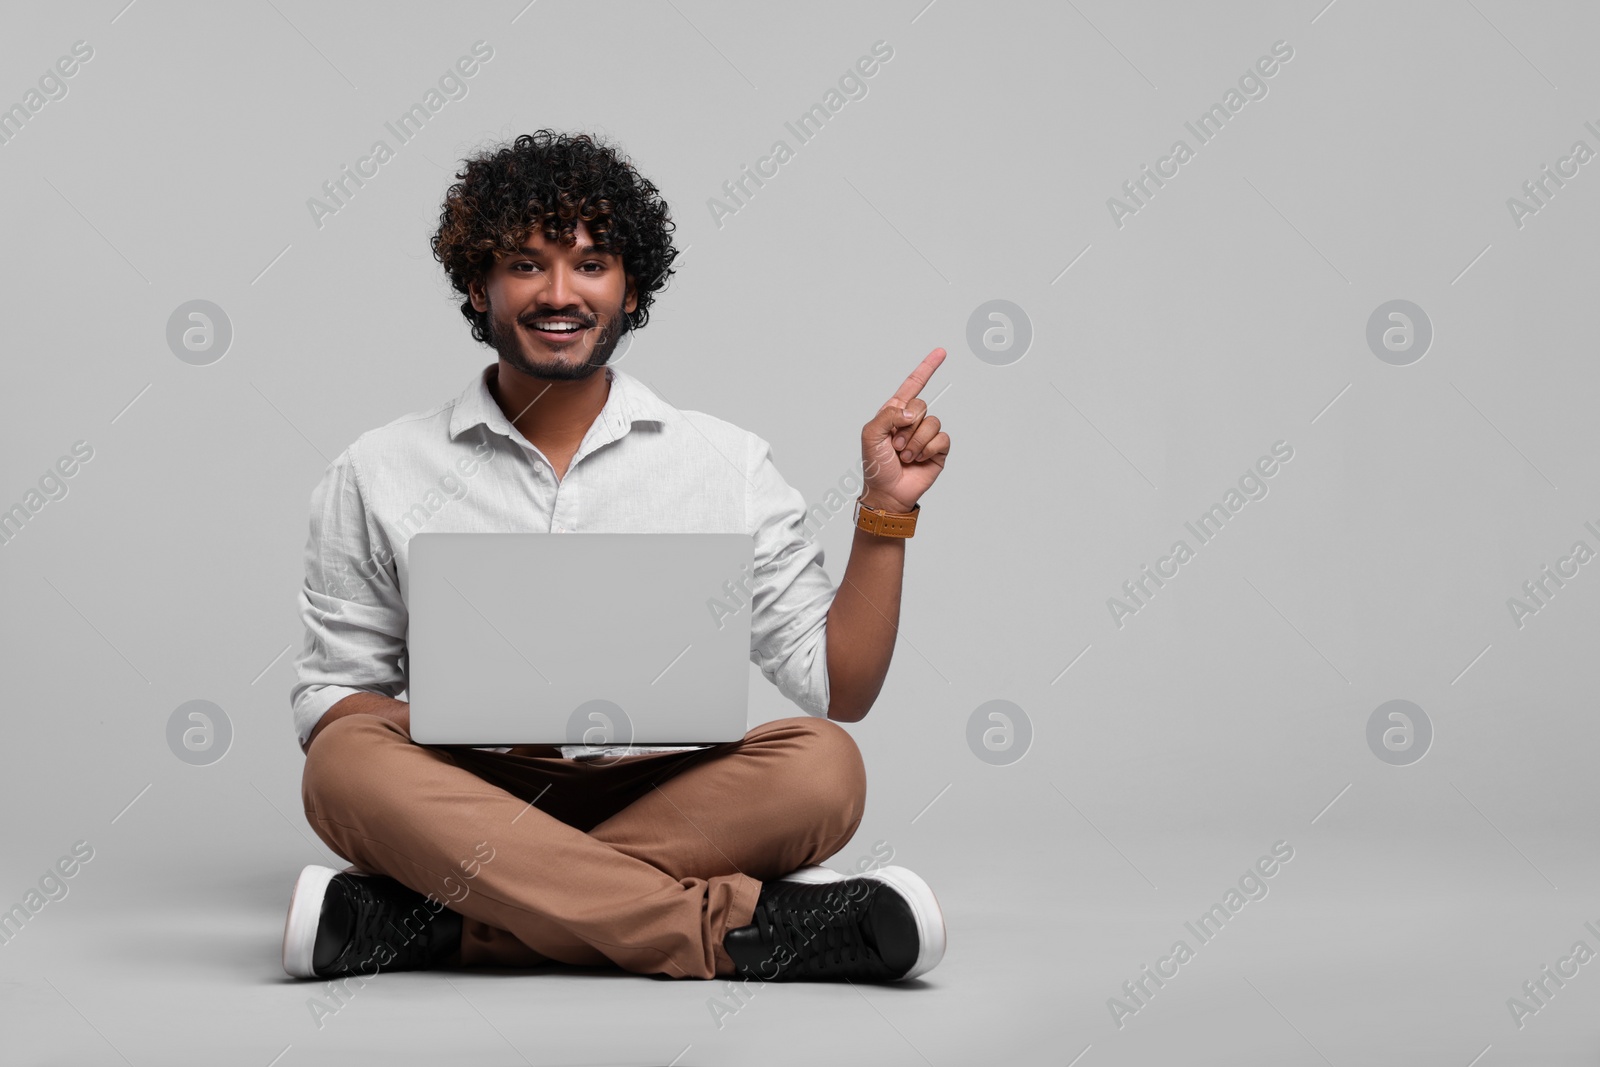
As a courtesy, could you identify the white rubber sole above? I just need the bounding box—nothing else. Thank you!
[779,864,847,884]
[282,865,339,978]
[777,864,946,980]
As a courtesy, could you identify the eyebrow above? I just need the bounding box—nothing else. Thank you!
[515,243,614,257]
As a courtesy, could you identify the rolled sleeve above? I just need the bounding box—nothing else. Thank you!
[745,433,836,717]
[289,446,409,748]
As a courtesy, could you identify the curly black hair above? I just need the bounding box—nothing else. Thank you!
[431,130,678,345]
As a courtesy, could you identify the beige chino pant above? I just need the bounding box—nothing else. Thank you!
[300,713,867,979]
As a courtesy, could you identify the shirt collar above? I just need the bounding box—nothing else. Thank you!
[449,361,678,442]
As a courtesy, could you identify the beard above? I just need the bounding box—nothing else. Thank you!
[485,300,631,382]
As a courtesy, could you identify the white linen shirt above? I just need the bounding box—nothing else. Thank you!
[289,362,835,749]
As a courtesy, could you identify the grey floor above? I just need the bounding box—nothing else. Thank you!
[4,824,1596,1065]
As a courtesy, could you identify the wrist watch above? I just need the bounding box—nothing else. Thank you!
[854,497,919,538]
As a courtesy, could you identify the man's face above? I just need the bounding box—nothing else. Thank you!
[470,220,638,381]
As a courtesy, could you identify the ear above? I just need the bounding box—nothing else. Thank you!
[468,277,490,313]
[623,275,638,315]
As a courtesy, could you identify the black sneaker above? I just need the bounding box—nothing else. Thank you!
[723,865,945,982]
[281,865,462,979]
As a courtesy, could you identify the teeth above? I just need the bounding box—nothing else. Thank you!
[534,322,581,332]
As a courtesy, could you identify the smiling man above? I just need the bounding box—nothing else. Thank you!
[283,130,953,986]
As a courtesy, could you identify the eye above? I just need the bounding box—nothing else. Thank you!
[510,261,539,273]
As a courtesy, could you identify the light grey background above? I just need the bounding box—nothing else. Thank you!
[2,1,1597,1064]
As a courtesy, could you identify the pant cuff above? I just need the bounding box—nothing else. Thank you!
[713,873,763,977]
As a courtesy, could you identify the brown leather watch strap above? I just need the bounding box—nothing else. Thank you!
[854,499,919,538]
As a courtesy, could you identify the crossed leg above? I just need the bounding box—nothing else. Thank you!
[300,713,866,979]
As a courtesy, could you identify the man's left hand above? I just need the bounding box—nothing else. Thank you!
[859,348,952,513]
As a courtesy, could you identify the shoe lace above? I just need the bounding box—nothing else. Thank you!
[750,883,886,979]
[347,881,447,970]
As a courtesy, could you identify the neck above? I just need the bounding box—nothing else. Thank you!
[490,360,611,444]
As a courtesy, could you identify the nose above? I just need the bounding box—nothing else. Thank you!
[542,263,572,310]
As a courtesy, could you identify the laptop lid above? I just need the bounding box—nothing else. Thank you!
[407,532,754,746]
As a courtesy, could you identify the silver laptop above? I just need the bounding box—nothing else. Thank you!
[406,532,754,746]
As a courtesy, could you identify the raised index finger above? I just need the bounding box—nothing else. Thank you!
[891,348,947,407]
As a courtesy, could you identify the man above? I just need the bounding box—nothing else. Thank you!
[283,130,952,985]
